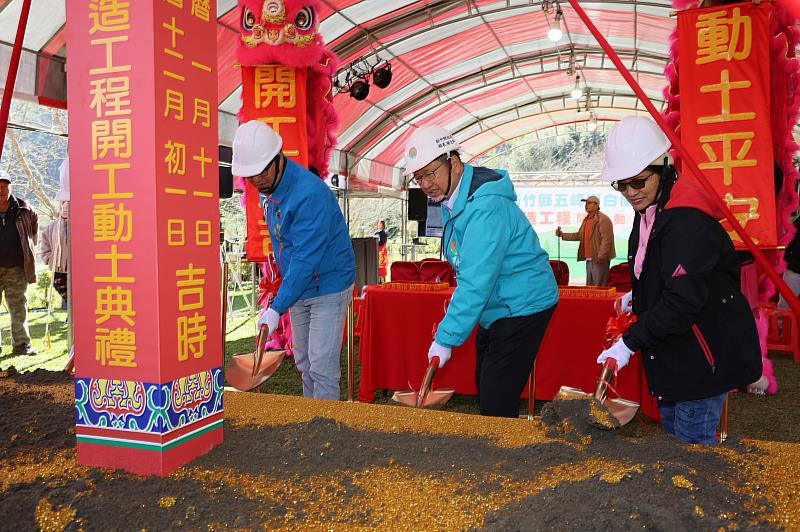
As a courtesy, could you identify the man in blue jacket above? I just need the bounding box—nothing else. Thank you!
[403,125,558,417]
[232,121,355,401]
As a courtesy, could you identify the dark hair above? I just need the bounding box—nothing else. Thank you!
[644,164,664,175]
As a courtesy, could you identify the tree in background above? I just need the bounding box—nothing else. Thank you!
[0,100,67,224]
[477,124,607,173]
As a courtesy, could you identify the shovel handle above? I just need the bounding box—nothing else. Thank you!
[416,356,440,407]
[252,324,269,377]
[594,357,618,401]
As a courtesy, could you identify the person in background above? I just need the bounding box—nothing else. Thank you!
[403,125,558,418]
[555,195,616,286]
[40,201,70,310]
[0,170,38,356]
[778,216,800,308]
[232,120,355,401]
[597,116,761,444]
[374,219,388,283]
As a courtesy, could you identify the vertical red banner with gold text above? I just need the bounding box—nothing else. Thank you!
[678,2,775,247]
[155,0,221,385]
[67,0,221,476]
[239,65,308,262]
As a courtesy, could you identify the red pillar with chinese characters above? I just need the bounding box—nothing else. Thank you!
[66,0,222,476]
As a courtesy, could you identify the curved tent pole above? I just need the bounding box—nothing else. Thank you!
[0,0,33,160]
[566,0,800,319]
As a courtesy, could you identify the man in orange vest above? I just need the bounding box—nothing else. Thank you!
[556,195,616,286]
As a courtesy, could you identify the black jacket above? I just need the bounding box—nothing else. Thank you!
[622,174,761,402]
[783,218,800,274]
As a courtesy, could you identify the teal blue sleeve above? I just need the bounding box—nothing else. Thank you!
[434,200,510,347]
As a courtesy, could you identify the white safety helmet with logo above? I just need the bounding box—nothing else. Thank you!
[232,120,283,177]
[601,116,672,183]
[403,125,460,177]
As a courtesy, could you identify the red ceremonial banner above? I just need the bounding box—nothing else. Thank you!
[678,2,775,247]
[239,65,308,262]
[67,0,222,475]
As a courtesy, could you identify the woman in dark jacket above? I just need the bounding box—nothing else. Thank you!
[597,117,762,444]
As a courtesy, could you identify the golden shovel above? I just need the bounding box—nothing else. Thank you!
[554,358,639,429]
[225,324,285,391]
[391,355,456,408]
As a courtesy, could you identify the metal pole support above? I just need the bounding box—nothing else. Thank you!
[221,261,229,358]
[346,300,355,402]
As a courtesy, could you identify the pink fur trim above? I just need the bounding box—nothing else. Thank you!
[237,36,326,67]
[671,0,700,11]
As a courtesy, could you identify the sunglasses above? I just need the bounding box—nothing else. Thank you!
[611,173,655,192]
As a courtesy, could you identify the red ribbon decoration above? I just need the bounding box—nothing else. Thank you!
[603,312,637,350]
[257,257,282,308]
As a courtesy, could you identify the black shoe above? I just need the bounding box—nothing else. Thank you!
[11,344,36,356]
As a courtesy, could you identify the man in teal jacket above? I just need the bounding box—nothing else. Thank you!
[403,125,558,417]
[232,121,355,401]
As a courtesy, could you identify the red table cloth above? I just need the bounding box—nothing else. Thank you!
[357,285,659,420]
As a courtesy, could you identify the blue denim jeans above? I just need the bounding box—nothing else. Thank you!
[658,393,726,444]
[289,285,352,401]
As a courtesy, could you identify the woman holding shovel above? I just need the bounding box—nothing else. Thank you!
[596,117,762,444]
[403,125,558,418]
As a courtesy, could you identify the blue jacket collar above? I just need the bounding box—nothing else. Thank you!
[448,163,474,216]
[266,158,300,202]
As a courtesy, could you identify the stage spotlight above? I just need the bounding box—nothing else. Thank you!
[350,79,370,101]
[373,63,393,89]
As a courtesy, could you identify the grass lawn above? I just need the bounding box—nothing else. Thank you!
[0,308,70,371]
[5,300,800,429]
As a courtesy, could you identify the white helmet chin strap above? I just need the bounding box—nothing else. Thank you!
[431,155,453,205]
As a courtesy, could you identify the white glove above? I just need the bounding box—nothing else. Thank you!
[257,307,281,336]
[428,341,452,369]
[620,291,633,313]
[596,337,634,370]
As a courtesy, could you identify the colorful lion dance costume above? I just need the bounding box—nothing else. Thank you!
[236,0,340,354]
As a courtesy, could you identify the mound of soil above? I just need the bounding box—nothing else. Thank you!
[3,367,73,385]
[0,371,790,530]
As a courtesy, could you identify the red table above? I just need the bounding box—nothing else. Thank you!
[357,286,659,420]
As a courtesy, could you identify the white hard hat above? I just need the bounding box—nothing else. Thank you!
[55,158,69,201]
[403,125,460,177]
[232,120,283,177]
[601,116,672,183]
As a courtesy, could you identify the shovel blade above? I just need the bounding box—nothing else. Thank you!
[554,385,592,401]
[603,397,639,427]
[390,388,456,409]
[225,350,284,391]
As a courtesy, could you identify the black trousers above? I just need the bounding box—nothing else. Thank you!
[475,304,556,418]
[53,272,68,303]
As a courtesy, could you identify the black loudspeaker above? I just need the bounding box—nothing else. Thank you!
[219,145,232,164]
[219,166,233,199]
[408,188,428,221]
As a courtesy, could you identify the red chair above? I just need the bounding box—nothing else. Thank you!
[390,260,456,286]
[609,262,632,293]
[390,261,421,282]
[761,305,800,362]
[352,296,365,337]
[420,260,456,286]
[343,289,366,341]
[549,260,569,285]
